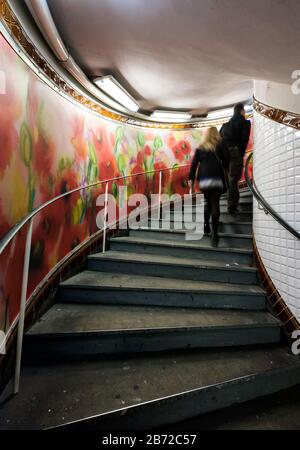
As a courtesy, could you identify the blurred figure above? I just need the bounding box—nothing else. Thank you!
[188,127,227,247]
[220,103,251,213]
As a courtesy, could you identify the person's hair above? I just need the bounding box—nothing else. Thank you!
[233,103,245,115]
[202,126,221,151]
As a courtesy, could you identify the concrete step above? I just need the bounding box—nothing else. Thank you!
[219,196,253,206]
[222,188,252,198]
[59,271,266,310]
[166,210,253,223]
[23,304,281,359]
[109,236,254,265]
[129,229,253,249]
[2,346,299,430]
[168,384,300,430]
[88,251,258,285]
[149,220,252,234]
[181,201,253,213]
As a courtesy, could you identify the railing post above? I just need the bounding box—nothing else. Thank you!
[157,171,162,220]
[102,182,109,253]
[14,218,33,394]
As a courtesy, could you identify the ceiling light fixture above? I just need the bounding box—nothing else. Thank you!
[207,104,253,120]
[151,110,192,121]
[94,76,139,112]
[206,107,234,120]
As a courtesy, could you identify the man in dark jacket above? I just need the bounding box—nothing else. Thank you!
[220,103,251,213]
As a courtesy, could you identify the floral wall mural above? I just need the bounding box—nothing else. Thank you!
[0,32,253,336]
[0,33,208,335]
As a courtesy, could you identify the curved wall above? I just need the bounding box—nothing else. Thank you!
[0,13,254,339]
[0,31,210,336]
[254,81,300,321]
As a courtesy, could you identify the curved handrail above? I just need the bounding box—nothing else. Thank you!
[0,163,190,255]
[1,161,191,394]
[245,152,300,240]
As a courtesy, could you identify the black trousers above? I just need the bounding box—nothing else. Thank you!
[203,190,221,235]
[225,153,243,209]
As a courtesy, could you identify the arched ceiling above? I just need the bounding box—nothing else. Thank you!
[47,0,300,115]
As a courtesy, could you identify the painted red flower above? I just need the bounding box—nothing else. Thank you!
[54,167,80,219]
[137,151,145,167]
[33,132,55,177]
[167,136,176,149]
[0,119,17,176]
[0,199,10,240]
[99,158,117,182]
[178,140,191,155]
[144,145,152,156]
[172,142,185,161]
[171,166,190,196]
[0,227,27,327]
[55,167,78,197]
[131,165,147,194]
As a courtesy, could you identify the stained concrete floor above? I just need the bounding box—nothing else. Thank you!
[0,346,296,430]
[164,383,300,430]
[28,303,279,335]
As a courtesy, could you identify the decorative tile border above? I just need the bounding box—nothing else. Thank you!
[253,238,300,337]
[253,97,300,131]
[0,0,228,130]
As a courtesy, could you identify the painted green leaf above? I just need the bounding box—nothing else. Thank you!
[118,154,126,172]
[88,142,97,166]
[153,136,163,150]
[58,158,65,172]
[115,126,124,143]
[20,122,32,167]
[137,131,145,147]
[112,183,118,199]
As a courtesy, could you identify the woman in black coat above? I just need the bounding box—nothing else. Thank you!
[188,127,227,247]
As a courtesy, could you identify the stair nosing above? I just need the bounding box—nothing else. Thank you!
[110,236,253,254]
[60,271,265,295]
[26,321,281,339]
[46,362,300,431]
[88,252,257,273]
[132,229,253,239]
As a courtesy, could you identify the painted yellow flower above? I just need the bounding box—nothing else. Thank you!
[0,153,29,225]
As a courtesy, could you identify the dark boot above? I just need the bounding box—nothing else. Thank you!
[211,233,219,247]
[204,223,211,235]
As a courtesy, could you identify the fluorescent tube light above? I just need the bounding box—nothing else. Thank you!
[151,110,192,120]
[207,107,234,120]
[207,104,253,120]
[94,76,139,112]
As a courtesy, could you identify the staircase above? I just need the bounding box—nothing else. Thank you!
[1,188,300,430]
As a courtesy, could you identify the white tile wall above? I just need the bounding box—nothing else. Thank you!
[253,111,300,320]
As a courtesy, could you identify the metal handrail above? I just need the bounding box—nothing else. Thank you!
[245,152,300,240]
[0,163,189,255]
[0,162,190,394]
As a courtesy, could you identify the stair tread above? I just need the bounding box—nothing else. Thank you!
[111,235,253,254]
[61,270,265,295]
[1,346,298,430]
[27,303,279,336]
[89,251,256,272]
[135,229,252,238]
[153,220,253,225]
